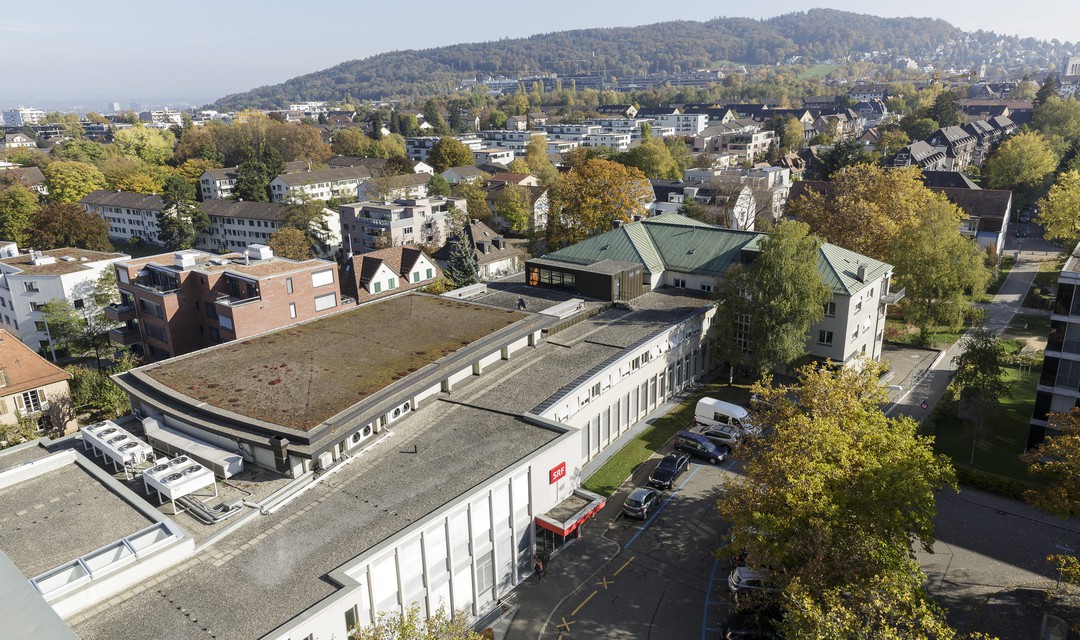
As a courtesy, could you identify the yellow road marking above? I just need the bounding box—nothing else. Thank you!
[613,556,636,576]
[571,590,598,616]
[557,617,575,632]
[596,576,614,589]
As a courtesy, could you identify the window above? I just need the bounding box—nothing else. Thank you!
[673,278,686,288]
[209,326,220,343]
[373,282,381,294]
[387,277,396,290]
[412,271,421,283]
[823,301,836,317]
[426,268,434,279]
[700,283,713,293]
[344,605,359,630]
[311,270,334,288]
[205,304,218,319]
[23,281,39,292]
[818,330,833,346]
[289,302,297,319]
[18,389,43,413]
[34,321,46,332]
[73,298,85,310]
[286,277,293,294]
[855,301,863,312]
[314,292,337,311]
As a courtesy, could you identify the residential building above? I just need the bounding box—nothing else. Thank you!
[1030,244,1080,446]
[0,165,47,196]
[0,246,129,354]
[925,126,978,170]
[434,219,525,280]
[269,166,373,203]
[886,141,947,171]
[355,173,431,201]
[582,132,632,151]
[0,329,76,435]
[505,115,528,131]
[477,130,543,156]
[440,165,489,185]
[1064,56,1080,77]
[109,246,341,361]
[405,135,483,163]
[684,166,792,223]
[200,162,336,201]
[81,190,170,246]
[692,127,775,163]
[2,133,35,149]
[339,196,463,253]
[472,147,515,165]
[488,172,539,188]
[342,246,441,302]
[848,84,890,102]
[137,109,183,128]
[595,104,638,118]
[648,113,708,136]
[2,107,45,127]
[526,213,901,367]
[484,183,549,233]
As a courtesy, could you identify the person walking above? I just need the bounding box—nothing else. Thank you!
[533,554,544,582]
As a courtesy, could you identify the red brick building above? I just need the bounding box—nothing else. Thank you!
[108,245,343,361]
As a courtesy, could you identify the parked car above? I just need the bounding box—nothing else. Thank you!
[695,397,760,435]
[648,452,689,490]
[622,487,661,519]
[721,612,782,639]
[728,567,776,600]
[696,423,743,448]
[1019,211,1031,223]
[673,430,729,464]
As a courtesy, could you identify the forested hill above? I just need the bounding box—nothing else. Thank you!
[211,9,1018,110]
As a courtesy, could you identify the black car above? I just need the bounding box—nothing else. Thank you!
[622,487,661,519]
[721,612,782,639]
[648,452,690,489]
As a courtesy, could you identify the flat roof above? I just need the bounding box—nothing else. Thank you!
[0,248,127,276]
[142,295,525,431]
[0,461,155,579]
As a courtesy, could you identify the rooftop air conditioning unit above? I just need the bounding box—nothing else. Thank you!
[173,251,199,270]
[246,244,274,261]
[317,451,333,470]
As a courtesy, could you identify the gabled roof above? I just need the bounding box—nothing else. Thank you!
[274,166,371,186]
[203,167,238,181]
[0,330,71,396]
[541,213,888,295]
[442,165,488,179]
[0,165,44,186]
[79,190,164,210]
[199,200,291,221]
[922,171,981,190]
[347,246,436,302]
[936,187,1011,220]
[326,156,388,171]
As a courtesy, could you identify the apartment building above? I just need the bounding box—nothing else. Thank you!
[108,246,341,361]
[0,247,129,353]
[197,168,239,200]
[2,107,45,127]
[1030,246,1080,446]
[343,246,442,302]
[0,329,76,435]
[693,128,777,163]
[648,112,709,135]
[339,196,463,253]
[405,135,483,163]
[477,130,543,157]
[472,147,515,165]
[269,166,372,203]
[526,213,901,367]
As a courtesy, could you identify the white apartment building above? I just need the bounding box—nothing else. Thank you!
[269,166,372,203]
[2,107,45,127]
[694,129,776,163]
[478,130,543,157]
[339,196,463,253]
[582,132,632,151]
[405,135,484,163]
[472,148,515,165]
[197,168,238,200]
[80,191,167,245]
[0,246,129,353]
[649,113,709,135]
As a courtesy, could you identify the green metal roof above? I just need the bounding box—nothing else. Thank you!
[542,213,891,296]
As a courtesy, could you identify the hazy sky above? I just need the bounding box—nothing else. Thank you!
[2,0,1076,107]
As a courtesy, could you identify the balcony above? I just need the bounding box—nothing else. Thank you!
[132,281,179,296]
[103,303,136,322]
[881,287,906,305]
[215,294,260,308]
[109,326,142,346]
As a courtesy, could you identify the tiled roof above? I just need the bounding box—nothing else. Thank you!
[79,190,164,210]
[274,166,372,186]
[0,330,71,396]
[347,247,439,302]
[0,165,45,185]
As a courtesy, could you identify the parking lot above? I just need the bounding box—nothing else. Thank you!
[508,441,739,639]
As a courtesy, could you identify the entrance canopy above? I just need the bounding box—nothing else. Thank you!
[536,489,607,538]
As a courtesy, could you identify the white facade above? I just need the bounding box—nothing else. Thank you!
[340,197,463,253]
[0,250,129,352]
[3,107,45,127]
[198,170,237,200]
[649,113,708,135]
[808,272,893,366]
[473,148,515,165]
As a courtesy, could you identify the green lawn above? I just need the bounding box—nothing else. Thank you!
[1005,313,1051,339]
[932,368,1039,484]
[582,382,753,497]
[884,318,964,348]
[1022,257,1066,309]
[797,64,838,79]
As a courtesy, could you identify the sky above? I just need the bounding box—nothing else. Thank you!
[2,0,1077,109]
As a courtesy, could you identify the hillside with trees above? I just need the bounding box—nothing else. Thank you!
[211,9,1075,109]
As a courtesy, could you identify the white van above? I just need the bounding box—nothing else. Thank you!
[694,397,759,435]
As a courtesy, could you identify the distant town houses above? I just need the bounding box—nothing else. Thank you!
[433,219,525,280]
[343,246,441,303]
[0,329,77,435]
[1,133,35,149]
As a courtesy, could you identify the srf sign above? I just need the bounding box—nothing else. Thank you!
[549,462,566,484]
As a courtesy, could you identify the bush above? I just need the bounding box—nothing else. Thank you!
[953,465,1035,501]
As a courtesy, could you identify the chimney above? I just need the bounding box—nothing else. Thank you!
[857,264,868,282]
[613,219,622,229]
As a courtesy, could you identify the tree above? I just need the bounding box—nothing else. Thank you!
[28,203,111,251]
[613,136,681,179]
[113,126,176,165]
[41,270,119,368]
[951,325,1010,462]
[546,158,652,247]
[268,227,313,260]
[928,90,962,127]
[1,412,44,449]
[982,131,1058,207]
[734,221,829,374]
[422,99,450,135]
[506,158,531,174]
[157,175,209,251]
[427,137,475,174]
[495,184,533,234]
[899,116,939,143]
[331,127,374,156]
[1032,96,1080,158]
[234,160,272,202]
[891,200,989,341]
[426,173,452,197]
[67,352,139,421]
[723,363,957,639]
[1034,74,1059,108]
[874,128,911,158]
[350,603,484,640]
[1040,170,1080,247]
[524,135,558,186]
[445,213,481,287]
[787,164,944,263]
[812,140,876,180]
[0,184,41,245]
[453,179,491,224]
[1024,408,1080,518]
[52,139,106,164]
[43,160,107,204]
[282,193,332,255]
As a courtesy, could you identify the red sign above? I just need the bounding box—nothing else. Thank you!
[549,462,566,484]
